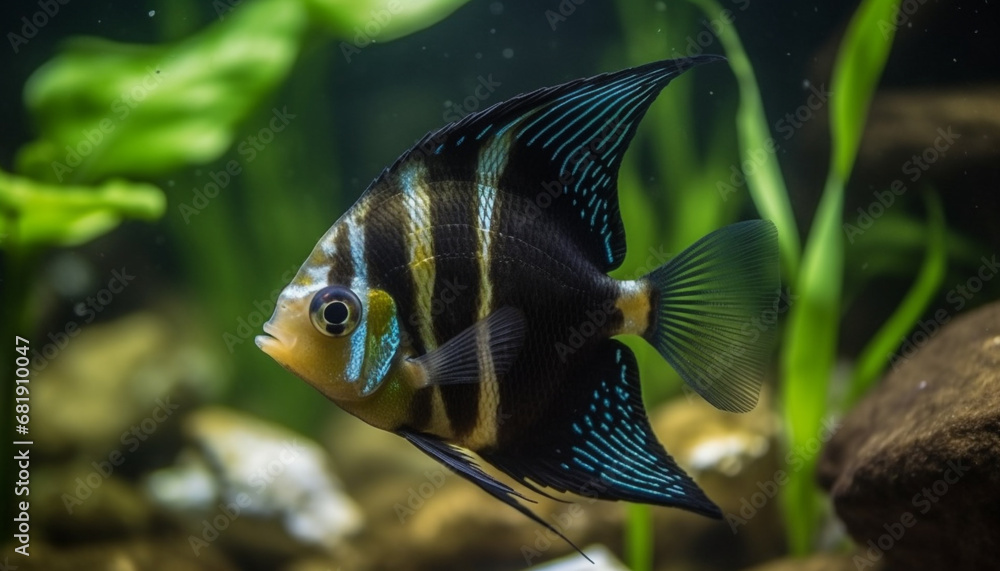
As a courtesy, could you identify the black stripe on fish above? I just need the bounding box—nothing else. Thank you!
[328,220,354,286]
[408,385,434,430]
[429,182,483,438]
[479,191,623,448]
[362,190,423,351]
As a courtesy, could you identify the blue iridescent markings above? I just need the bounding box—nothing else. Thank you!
[521,72,640,145]
[491,69,675,269]
[359,316,400,397]
[548,82,644,155]
[494,121,518,139]
[559,358,695,500]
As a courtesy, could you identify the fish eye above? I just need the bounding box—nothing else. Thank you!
[309,286,362,337]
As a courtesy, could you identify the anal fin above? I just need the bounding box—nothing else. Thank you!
[482,340,721,518]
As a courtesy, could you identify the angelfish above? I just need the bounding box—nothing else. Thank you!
[256,55,779,552]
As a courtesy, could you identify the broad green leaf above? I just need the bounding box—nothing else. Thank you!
[16,0,308,183]
[689,0,800,278]
[0,169,164,248]
[306,0,471,45]
[780,0,901,554]
[845,189,946,407]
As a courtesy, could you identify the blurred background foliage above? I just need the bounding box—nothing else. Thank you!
[2,0,998,564]
[2,0,472,431]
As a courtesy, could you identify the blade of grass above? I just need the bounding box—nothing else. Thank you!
[780,0,901,553]
[845,212,982,278]
[845,188,946,407]
[780,173,842,555]
[625,503,653,571]
[689,0,800,278]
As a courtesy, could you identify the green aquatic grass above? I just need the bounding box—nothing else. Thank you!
[689,0,800,279]
[625,503,653,571]
[687,0,905,555]
[612,3,746,564]
[845,189,946,407]
[780,0,901,553]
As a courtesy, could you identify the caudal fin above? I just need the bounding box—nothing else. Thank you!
[644,220,779,413]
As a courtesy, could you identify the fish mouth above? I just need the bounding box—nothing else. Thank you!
[255,321,297,360]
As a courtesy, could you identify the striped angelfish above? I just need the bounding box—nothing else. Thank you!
[256,55,779,555]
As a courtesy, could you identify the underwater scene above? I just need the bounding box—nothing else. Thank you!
[1,0,998,570]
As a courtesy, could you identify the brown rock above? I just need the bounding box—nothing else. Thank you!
[33,307,226,458]
[11,537,237,571]
[146,407,363,560]
[818,301,1000,570]
[741,552,868,571]
[36,470,155,542]
[324,405,624,570]
[353,461,623,571]
[650,388,786,568]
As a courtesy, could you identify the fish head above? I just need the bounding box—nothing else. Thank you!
[255,250,402,403]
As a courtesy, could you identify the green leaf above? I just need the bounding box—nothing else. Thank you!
[625,503,652,571]
[780,0,901,554]
[305,0,471,43]
[16,0,308,184]
[779,175,843,554]
[845,211,982,277]
[845,189,946,407]
[689,0,800,278]
[829,0,903,180]
[0,169,164,248]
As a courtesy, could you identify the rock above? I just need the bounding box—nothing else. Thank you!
[818,301,1000,570]
[12,536,237,571]
[649,388,786,568]
[35,468,156,542]
[741,552,867,571]
[354,462,623,570]
[321,384,786,570]
[146,407,363,561]
[527,544,629,571]
[324,409,624,570]
[858,87,1000,175]
[33,307,226,458]
[324,410,442,494]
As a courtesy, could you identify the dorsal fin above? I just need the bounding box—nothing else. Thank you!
[368,56,725,271]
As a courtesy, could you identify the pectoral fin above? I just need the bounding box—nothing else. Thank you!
[406,306,525,388]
